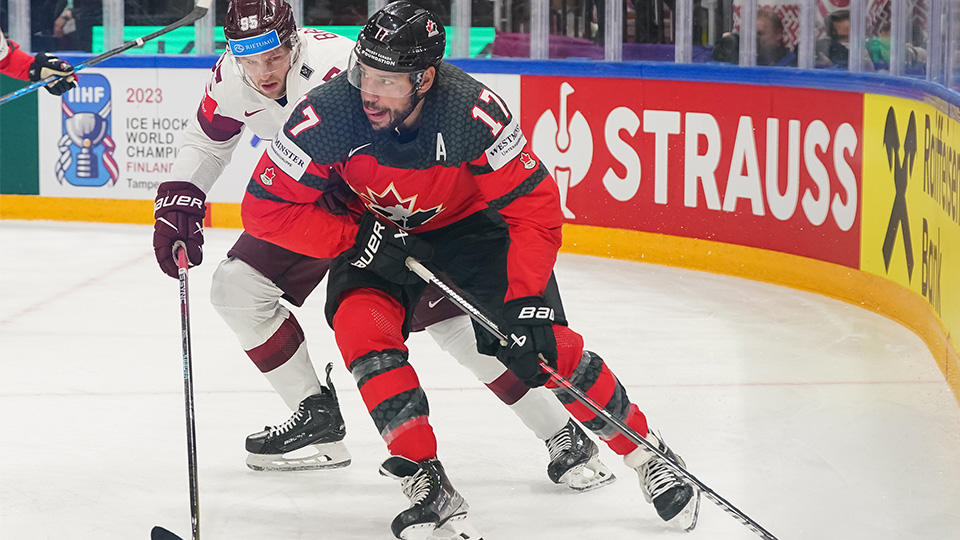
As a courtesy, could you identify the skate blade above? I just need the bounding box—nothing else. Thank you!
[246,441,352,472]
[399,513,484,540]
[667,488,701,532]
[559,455,617,492]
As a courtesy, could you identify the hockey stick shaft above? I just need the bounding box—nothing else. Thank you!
[0,0,213,105]
[177,244,201,540]
[404,257,779,540]
[152,244,200,540]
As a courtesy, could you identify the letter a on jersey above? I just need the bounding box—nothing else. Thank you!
[436,132,447,161]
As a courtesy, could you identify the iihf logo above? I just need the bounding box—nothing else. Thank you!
[56,73,118,187]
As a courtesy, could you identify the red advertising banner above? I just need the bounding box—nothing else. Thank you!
[521,76,864,268]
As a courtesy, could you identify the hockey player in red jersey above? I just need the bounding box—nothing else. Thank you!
[0,28,76,96]
[241,2,701,537]
[152,0,612,493]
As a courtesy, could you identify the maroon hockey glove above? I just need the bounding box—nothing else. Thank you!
[348,212,433,285]
[496,296,558,388]
[153,181,206,278]
[28,52,76,96]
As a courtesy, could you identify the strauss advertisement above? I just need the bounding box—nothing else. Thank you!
[521,76,865,269]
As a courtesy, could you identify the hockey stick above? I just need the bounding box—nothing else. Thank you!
[404,257,780,540]
[0,0,213,105]
[152,243,201,540]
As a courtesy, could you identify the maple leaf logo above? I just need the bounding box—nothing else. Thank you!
[519,152,537,170]
[259,167,276,186]
[362,182,442,230]
[425,20,439,37]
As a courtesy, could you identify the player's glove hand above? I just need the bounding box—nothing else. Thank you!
[348,212,433,285]
[153,181,206,278]
[496,296,558,388]
[28,52,77,96]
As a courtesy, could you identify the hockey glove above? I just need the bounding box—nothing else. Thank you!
[28,52,76,96]
[153,181,206,278]
[496,296,558,388]
[348,212,433,285]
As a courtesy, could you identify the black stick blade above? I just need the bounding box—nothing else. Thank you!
[151,526,185,540]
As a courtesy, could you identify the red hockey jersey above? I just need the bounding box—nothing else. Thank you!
[242,63,563,302]
[0,31,33,81]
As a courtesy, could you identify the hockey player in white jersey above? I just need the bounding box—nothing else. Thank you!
[151,0,614,493]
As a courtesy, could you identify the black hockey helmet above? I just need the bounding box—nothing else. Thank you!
[353,1,445,73]
[224,0,298,55]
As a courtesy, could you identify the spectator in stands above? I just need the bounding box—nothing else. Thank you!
[50,0,99,52]
[866,21,927,72]
[815,9,874,71]
[711,9,796,67]
[755,9,795,66]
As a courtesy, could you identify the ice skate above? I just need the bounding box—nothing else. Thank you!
[245,365,351,471]
[380,456,484,540]
[545,419,616,492]
[625,430,700,531]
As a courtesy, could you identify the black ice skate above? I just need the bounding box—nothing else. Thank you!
[245,363,351,471]
[545,419,616,492]
[379,456,484,540]
[624,430,700,531]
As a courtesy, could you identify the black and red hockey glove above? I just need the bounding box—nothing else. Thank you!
[153,181,206,278]
[28,52,76,96]
[347,212,433,285]
[496,296,558,388]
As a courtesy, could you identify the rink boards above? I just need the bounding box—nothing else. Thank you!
[0,56,957,405]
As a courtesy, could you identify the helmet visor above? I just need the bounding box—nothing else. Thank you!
[347,51,424,98]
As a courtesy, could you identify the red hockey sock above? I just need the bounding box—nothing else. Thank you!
[552,324,585,378]
[550,326,650,456]
[333,289,436,462]
[332,288,407,361]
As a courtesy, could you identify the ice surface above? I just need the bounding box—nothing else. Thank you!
[1,220,958,539]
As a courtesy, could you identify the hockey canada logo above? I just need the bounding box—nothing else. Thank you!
[519,152,537,170]
[363,182,443,230]
[56,73,118,187]
[531,82,593,219]
[260,167,276,186]
[425,20,439,37]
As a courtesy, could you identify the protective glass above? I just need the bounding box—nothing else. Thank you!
[346,51,423,98]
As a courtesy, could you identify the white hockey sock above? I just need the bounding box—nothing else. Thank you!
[261,341,323,411]
[426,315,568,440]
[210,257,322,411]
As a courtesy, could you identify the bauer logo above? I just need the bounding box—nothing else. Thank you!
[57,73,118,187]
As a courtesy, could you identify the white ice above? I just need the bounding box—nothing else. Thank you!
[1,220,958,540]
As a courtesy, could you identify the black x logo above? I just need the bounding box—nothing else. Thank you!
[881,107,916,280]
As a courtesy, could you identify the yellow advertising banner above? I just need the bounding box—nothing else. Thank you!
[861,94,959,338]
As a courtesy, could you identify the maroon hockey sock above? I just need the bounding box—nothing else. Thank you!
[247,313,305,373]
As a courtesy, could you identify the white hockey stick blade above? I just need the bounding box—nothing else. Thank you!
[0,0,213,105]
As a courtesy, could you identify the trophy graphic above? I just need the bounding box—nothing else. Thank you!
[64,112,109,178]
[56,73,118,187]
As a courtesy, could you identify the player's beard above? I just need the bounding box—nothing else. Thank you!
[364,94,418,132]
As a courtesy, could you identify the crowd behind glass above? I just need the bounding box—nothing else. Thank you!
[2,0,958,90]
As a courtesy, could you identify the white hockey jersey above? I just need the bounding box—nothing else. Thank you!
[171,28,355,192]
